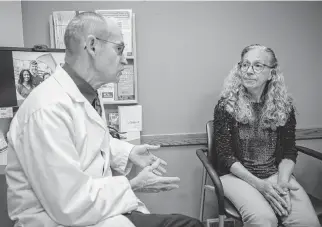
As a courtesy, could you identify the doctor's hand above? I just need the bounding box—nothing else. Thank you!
[129,144,167,175]
[130,159,180,193]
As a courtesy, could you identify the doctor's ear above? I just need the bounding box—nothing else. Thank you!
[90,39,96,52]
[85,35,97,54]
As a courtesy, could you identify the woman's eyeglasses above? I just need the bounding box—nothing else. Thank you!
[239,61,275,74]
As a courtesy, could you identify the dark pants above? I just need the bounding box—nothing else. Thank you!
[123,211,204,227]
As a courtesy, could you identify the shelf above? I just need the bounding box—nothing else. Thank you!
[103,99,138,105]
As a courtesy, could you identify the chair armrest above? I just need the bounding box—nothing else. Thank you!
[196,148,225,215]
[296,145,322,161]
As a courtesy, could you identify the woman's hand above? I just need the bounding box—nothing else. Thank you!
[277,181,299,214]
[256,180,289,217]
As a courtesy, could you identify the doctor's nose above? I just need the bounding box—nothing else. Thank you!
[120,54,127,65]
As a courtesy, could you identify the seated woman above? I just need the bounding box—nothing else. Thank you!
[213,44,320,227]
[17,69,34,98]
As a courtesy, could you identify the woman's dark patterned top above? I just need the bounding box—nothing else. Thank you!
[239,102,278,178]
[212,98,298,178]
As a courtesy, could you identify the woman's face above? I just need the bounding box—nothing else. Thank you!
[240,48,273,90]
[23,71,31,82]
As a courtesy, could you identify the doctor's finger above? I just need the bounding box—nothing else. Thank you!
[155,165,167,174]
[150,158,162,169]
[151,155,167,167]
[152,169,163,176]
[145,144,161,150]
[157,176,180,184]
[160,184,180,191]
[159,158,167,166]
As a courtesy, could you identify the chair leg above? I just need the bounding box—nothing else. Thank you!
[218,215,225,227]
[199,167,207,222]
[206,216,227,227]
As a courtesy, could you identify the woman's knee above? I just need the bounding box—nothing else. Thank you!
[288,212,321,227]
[243,210,278,227]
[300,219,321,227]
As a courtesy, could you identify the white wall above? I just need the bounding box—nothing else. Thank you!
[0,1,24,47]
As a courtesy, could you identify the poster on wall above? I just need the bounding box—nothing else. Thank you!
[0,48,65,108]
[0,117,11,166]
[12,51,65,106]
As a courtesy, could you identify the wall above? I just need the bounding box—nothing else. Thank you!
[0,1,321,222]
[0,1,24,47]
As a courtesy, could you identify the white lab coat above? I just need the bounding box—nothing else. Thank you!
[5,66,149,227]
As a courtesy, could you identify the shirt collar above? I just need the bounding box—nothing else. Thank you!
[62,63,97,104]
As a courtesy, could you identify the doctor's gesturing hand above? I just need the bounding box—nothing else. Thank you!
[130,159,180,193]
[129,144,167,175]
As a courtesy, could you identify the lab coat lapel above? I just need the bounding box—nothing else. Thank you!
[53,65,106,130]
[83,101,106,130]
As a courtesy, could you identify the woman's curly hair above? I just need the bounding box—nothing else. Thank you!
[220,44,294,130]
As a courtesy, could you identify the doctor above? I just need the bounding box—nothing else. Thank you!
[6,11,203,227]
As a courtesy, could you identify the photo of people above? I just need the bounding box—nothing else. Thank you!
[12,51,65,105]
[16,69,34,99]
[0,117,11,165]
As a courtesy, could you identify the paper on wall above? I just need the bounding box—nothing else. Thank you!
[118,105,142,132]
[117,64,134,100]
[96,9,133,56]
[0,151,7,166]
[52,11,77,49]
[0,132,8,166]
[0,108,13,119]
[98,83,115,102]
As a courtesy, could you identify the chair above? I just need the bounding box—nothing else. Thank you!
[197,120,322,227]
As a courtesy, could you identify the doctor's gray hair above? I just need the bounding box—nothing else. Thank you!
[64,11,108,56]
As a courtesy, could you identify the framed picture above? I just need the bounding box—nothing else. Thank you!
[0,47,65,107]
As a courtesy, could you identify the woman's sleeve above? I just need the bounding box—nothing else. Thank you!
[213,102,239,171]
[282,107,298,163]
